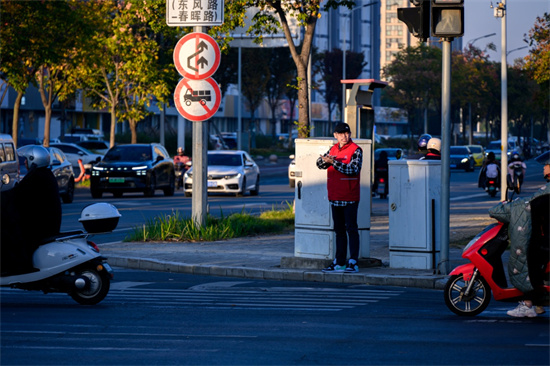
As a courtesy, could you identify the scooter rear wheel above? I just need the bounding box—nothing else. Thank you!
[444,274,491,316]
[69,267,110,305]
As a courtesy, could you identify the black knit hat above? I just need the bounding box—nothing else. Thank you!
[333,122,351,133]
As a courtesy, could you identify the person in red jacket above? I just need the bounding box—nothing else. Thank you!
[316,122,363,273]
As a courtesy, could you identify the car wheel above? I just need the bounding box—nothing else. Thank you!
[144,174,156,197]
[236,178,246,197]
[164,172,175,196]
[250,176,260,196]
[61,178,75,204]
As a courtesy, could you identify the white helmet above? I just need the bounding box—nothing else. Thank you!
[427,138,441,153]
[18,145,50,169]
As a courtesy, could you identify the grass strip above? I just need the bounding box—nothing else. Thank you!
[126,202,294,242]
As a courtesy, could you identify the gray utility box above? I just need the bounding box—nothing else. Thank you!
[388,160,441,269]
[293,138,372,259]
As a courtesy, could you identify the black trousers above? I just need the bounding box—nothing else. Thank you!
[331,202,360,265]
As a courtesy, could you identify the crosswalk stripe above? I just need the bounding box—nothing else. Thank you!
[1,286,403,311]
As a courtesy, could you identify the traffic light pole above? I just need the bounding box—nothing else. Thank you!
[498,1,508,201]
[439,39,452,275]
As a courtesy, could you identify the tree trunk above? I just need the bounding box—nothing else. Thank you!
[37,67,54,148]
[109,105,116,147]
[11,92,23,147]
[130,120,138,144]
[43,105,52,147]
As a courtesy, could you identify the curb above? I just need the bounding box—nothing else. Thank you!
[107,256,448,290]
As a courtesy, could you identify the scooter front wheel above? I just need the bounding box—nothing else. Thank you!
[444,274,491,316]
[69,267,110,305]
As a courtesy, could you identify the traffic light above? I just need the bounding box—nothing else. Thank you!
[431,0,464,38]
[397,0,431,41]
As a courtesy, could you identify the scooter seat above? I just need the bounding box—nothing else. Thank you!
[38,230,86,245]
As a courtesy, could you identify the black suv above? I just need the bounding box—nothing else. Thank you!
[90,143,175,198]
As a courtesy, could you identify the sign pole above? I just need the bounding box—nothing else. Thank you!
[192,26,208,227]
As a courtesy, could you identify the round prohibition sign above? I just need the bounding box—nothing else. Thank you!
[174,77,221,122]
[174,32,220,80]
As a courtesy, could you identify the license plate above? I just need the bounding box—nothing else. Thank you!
[109,178,124,183]
[103,262,113,273]
[207,181,217,188]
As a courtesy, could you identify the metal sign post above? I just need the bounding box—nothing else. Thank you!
[172,30,221,227]
[168,4,223,228]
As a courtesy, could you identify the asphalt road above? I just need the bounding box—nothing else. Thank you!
[1,269,548,365]
[60,159,545,244]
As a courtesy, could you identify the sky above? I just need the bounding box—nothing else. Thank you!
[464,0,550,63]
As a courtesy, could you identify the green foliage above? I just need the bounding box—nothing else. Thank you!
[126,204,295,242]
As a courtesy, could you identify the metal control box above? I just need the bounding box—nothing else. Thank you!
[294,138,371,259]
[388,160,441,269]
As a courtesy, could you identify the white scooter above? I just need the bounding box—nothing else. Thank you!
[1,203,120,305]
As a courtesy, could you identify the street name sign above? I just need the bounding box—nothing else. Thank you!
[166,0,224,27]
[173,32,220,80]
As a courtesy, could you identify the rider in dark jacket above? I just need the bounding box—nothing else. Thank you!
[1,146,61,275]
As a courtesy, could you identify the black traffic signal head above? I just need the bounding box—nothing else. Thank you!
[397,0,431,41]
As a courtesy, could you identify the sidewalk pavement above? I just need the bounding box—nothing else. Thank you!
[100,199,490,290]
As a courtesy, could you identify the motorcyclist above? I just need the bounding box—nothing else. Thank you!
[478,151,500,189]
[420,138,441,160]
[408,134,432,159]
[489,151,550,317]
[507,151,526,188]
[1,145,61,275]
[173,147,190,166]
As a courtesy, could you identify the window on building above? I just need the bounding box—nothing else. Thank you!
[386,13,397,23]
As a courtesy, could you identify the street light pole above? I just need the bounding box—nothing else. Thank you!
[467,32,496,46]
[507,45,528,57]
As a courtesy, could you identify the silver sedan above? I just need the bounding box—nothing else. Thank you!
[184,150,260,197]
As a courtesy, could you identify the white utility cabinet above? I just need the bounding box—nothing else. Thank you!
[388,160,441,269]
[293,138,371,259]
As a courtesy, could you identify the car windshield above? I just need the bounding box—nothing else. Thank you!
[487,142,500,150]
[208,153,243,166]
[104,146,152,162]
[468,146,481,153]
[450,147,469,155]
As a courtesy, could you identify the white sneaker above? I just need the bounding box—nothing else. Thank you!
[507,302,537,318]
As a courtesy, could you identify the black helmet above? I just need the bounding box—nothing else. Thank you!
[487,151,496,161]
[417,134,432,151]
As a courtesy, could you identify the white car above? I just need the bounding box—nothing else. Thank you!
[50,142,103,174]
[183,150,260,197]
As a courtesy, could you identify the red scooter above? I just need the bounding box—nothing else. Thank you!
[444,221,549,316]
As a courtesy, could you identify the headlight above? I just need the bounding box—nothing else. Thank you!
[132,165,148,170]
[185,172,192,178]
[92,166,105,171]
[224,173,241,179]
[461,158,469,164]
